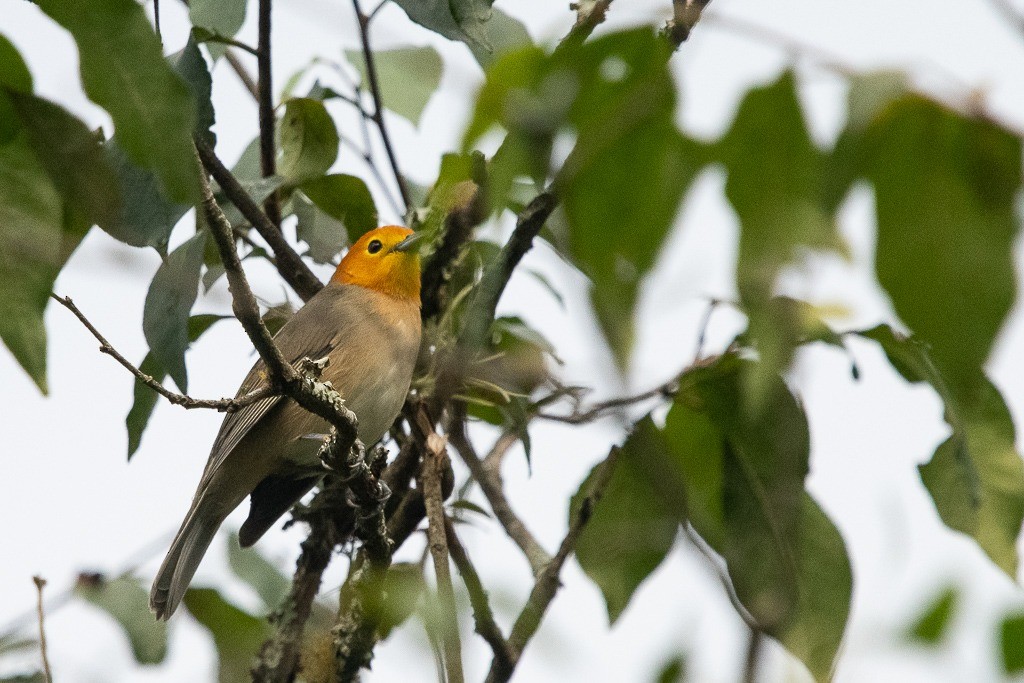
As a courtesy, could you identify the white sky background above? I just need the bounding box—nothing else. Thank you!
[3,0,1024,681]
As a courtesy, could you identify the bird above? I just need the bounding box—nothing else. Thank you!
[150,225,422,620]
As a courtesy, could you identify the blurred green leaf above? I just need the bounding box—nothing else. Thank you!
[657,355,850,680]
[450,499,492,519]
[574,418,679,622]
[142,231,208,393]
[0,34,32,93]
[76,574,168,664]
[226,532,290,611]
[858,325,1024,577]
[1002,613,1024,674]
[0,674,45,683]
[469,8,531,68]
[232,135,263,182]
[279,98,339,185]
[391,0,495,51]
[183,588,271,683]
[0,131,89,393]
[907,586,958,644]
[719,72,845,400]
[189,0,247,61]
[653,655,686,683]
[301,173,378,247]
[865,96,1020,400]
[36,0,200,203]
[373,563,426,640]
[345,46,443,127]
[6,91,120,231]
[0,634,35,656]
[126,314,226,459]
[173,35,216,147]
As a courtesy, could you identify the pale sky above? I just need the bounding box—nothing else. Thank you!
[3,0,1024,681]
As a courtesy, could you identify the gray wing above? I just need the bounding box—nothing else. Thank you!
[197,285,353,488]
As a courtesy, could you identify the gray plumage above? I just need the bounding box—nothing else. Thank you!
[149,283,420,619]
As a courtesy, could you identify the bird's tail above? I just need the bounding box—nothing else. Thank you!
[149,502,224,620]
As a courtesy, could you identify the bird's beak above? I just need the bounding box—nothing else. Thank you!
[392,232,423,253]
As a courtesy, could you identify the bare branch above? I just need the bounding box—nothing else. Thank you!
[351,0,411,212]
[225,51,260,99]
[449,415,551,576]
[50,294,275,412]
[421,432,464,683]
[485,447,621,683]
[445,517,515,672]
[195,139,324,302]
[537,380,678,425]
[482,431,518,480]
[561,0,614,50]
[32,577,52,683]
[257,0,281,227]
[664,0,713,46]
[989,0,1024,40]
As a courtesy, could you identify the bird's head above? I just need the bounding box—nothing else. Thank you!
[331,225,422,304]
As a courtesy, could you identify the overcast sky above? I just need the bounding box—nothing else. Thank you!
[3,0,1024,681]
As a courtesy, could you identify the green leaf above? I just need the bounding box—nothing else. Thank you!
[653,655,686,683]
[300,173,378,247]
[857,325,1024,577]
[173,35,215,146]
[345,46,443,127]
[183,588,271,683]
[189,0,247,61]
[278,98,339,185]
[102,142,190,254]
[37,0,200,203]
[293,190,349,265]
[1002,613,1024,674]
[574,418,679,622]
[0,34,32,93]
[657,355,850,680]
[907,586,958,644]
[719,72,845,399]
[76,574,168,664]
[6,91,120,230]
[226,532,290,611]
[142,231,208,393]
[468,8,531,68]
[0,634,36,656]
[0,673,45,683]
[0,132,89,393]
[391,0,495,51]
[126,313,225,459]
[865,96,1020,399]
[372,563,427,640]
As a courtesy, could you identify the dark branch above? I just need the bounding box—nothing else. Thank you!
[485,447,621,683]
[32,576,52,683]
[421,433,464,683]
[351,0,411,212]
[664,0,713,46]
[445,517,515,672]
[257,0,281,227]
[51,294,275,413]
[195,139,324,302]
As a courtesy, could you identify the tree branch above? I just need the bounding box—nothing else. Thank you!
[664,0,713,46]
[32,576,52,683]
[444,517,515,672]
[195,139,324,302]
[485,447,621,683]
[449,414,550,576]
[50,294,275,412]
[257,0,281,227]
[225,50,260,100]
[421,433,464,683]
[351,0,411,212]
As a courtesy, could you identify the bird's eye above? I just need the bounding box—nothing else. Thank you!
[367,239,383,254]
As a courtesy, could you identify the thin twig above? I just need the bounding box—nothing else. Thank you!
[153,0,162,45]
[537,380,679,425]
[444,517,514,672]
[50,294,275,412]
[485,447,622,683]
[664,0,713,46]
[351,0,411,212]
[32,577,52,683]
[988,0,1024,40]
[421,432,464,683]
[257,0,281,227]
[196,139,324,302]
[204,35,259,56]
[482,431,518,480]
[449,414,550,576]
[743,627,764,683]
[225,50,260,100]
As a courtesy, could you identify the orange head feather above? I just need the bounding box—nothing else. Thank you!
[331,226,421,304]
